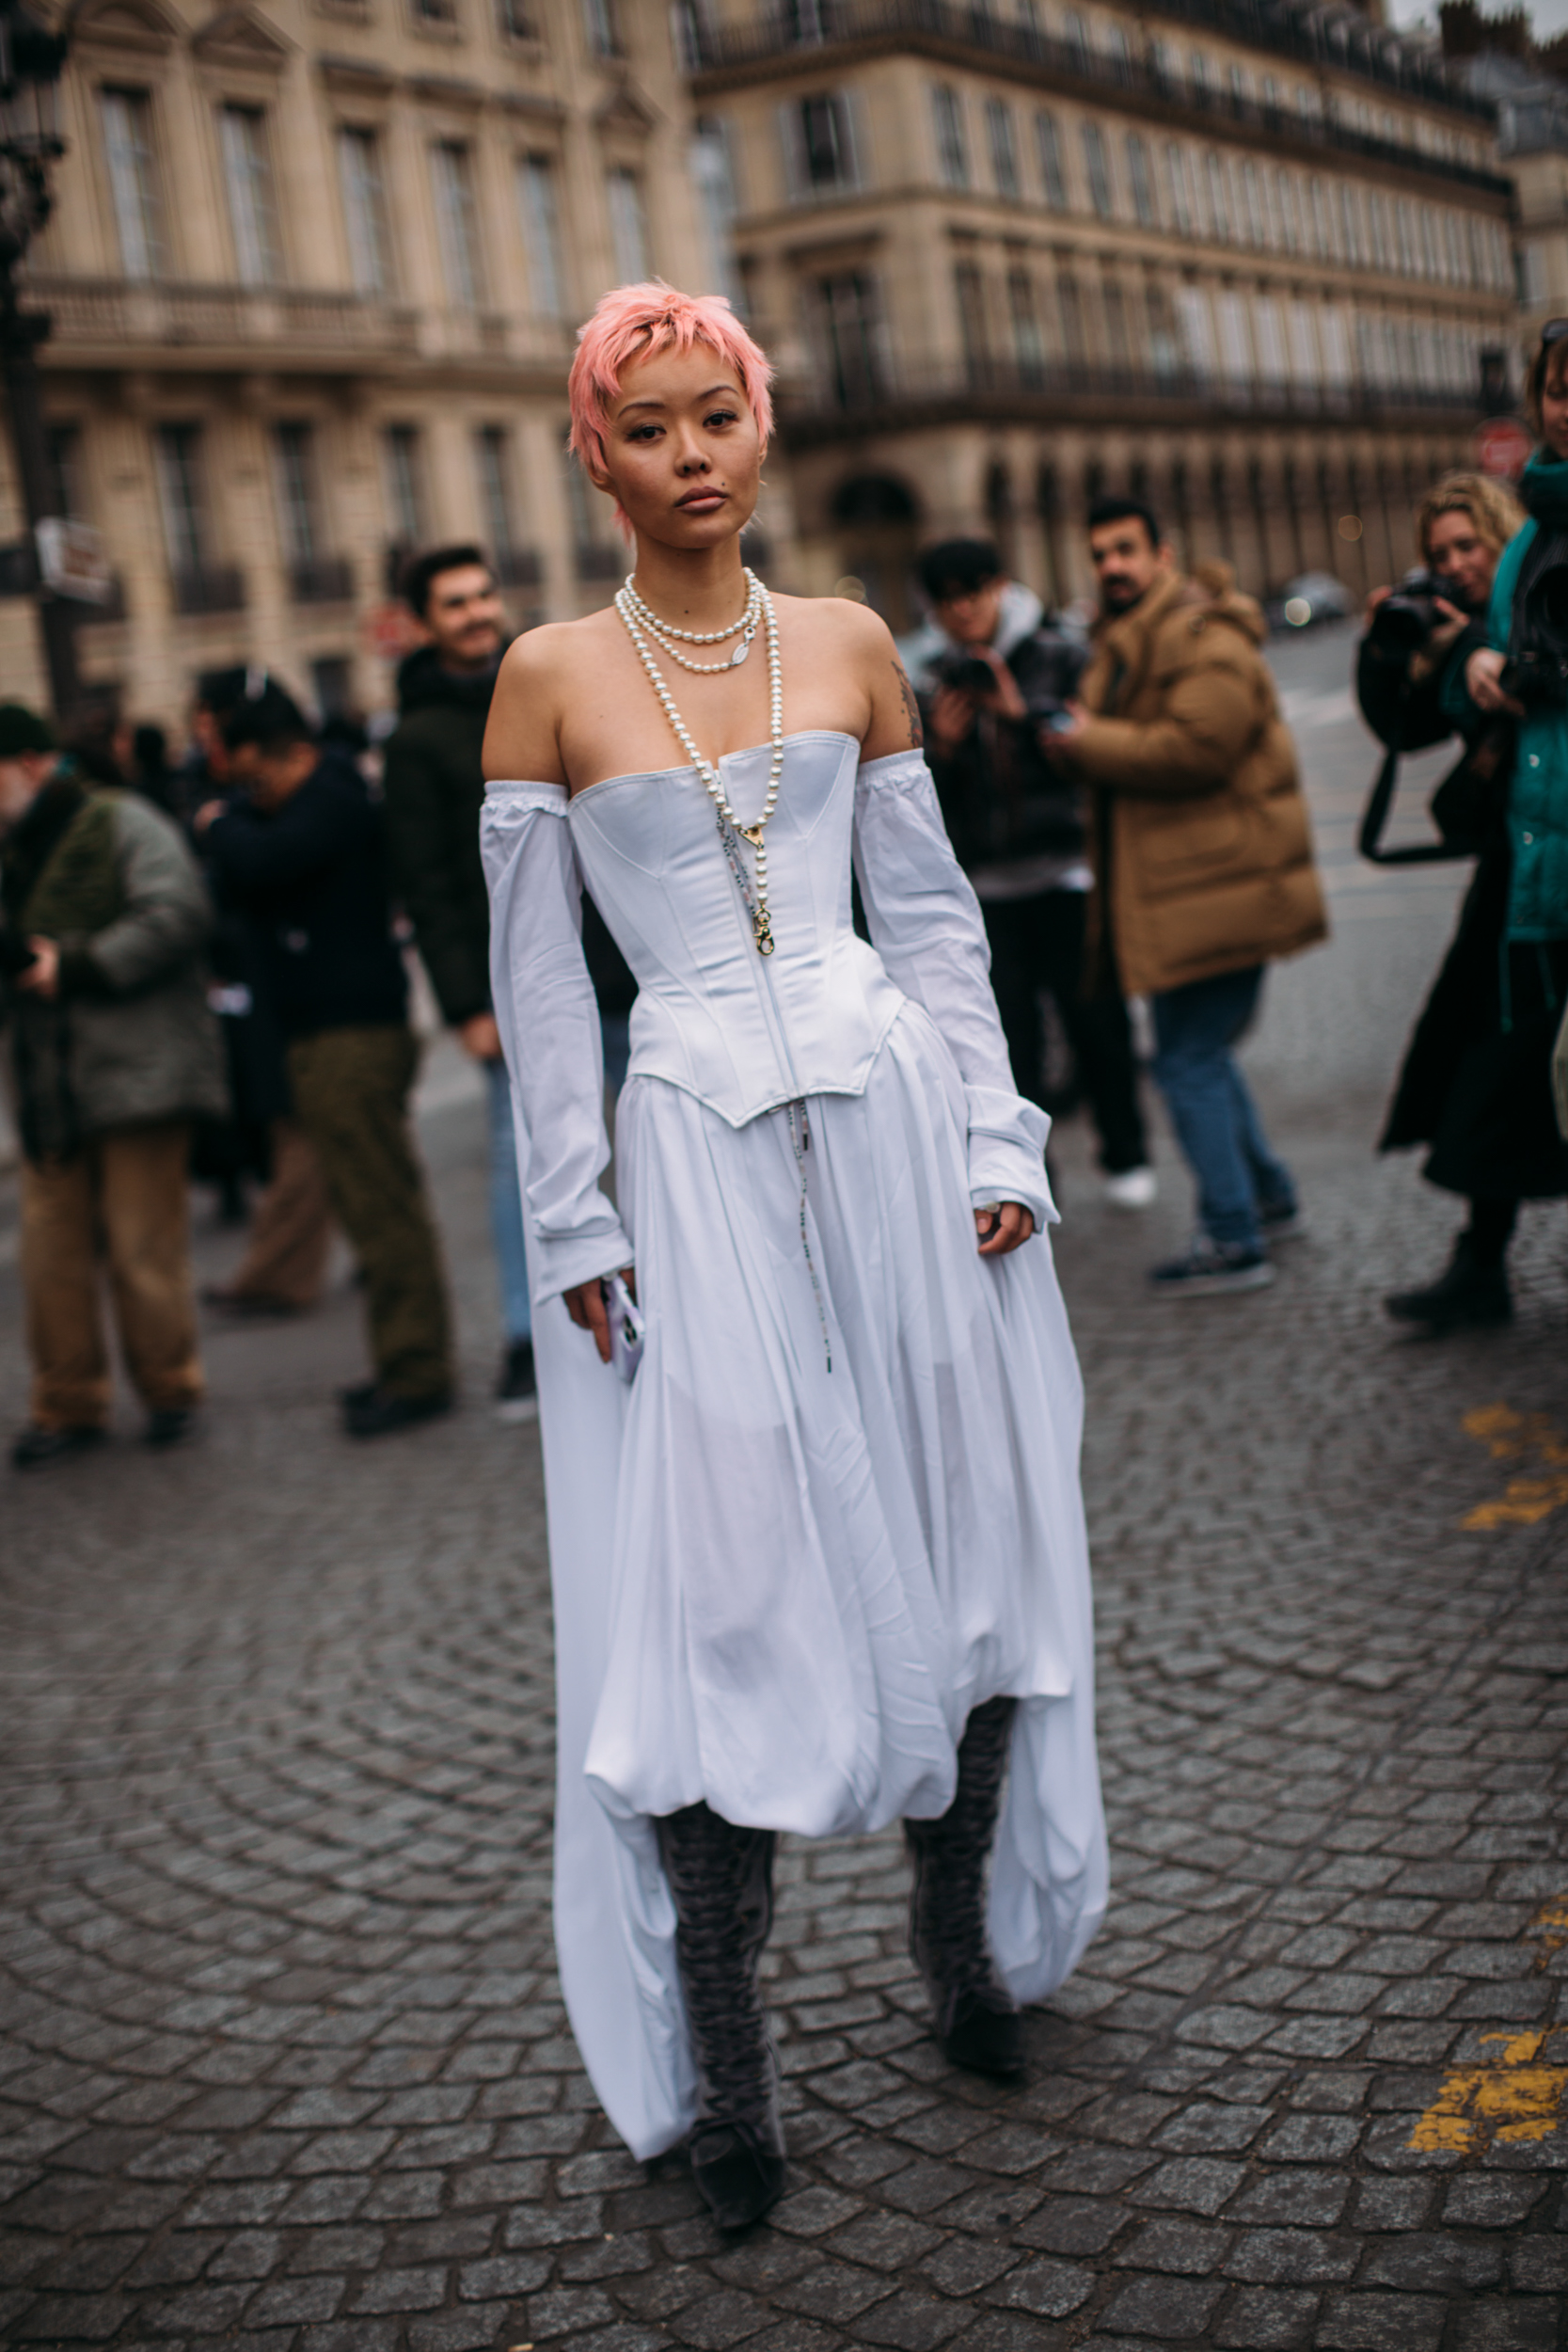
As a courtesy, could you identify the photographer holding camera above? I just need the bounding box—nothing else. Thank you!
[1374,356,1568,1334]
[899,537,1152,1205]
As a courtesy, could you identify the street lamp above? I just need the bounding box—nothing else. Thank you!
[0,0,77,724]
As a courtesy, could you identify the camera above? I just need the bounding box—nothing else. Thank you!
[0,930,39,978]
[1366,569,1450,655]
[931,649,999,698]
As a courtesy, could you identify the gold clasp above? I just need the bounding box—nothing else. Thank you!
[753,909,775,955]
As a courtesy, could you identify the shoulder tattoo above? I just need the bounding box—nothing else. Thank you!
[892,659,923,749]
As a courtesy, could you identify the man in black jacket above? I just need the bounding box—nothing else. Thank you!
[382,545,536,1417]
[899,538,1151,1204]
[199,689,453,1438]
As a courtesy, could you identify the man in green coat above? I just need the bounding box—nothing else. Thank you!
[382,546,538,1418]
[0,704,228,1465]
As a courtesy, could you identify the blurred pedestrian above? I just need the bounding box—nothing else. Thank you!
[1051,499,1327,1295]
[199,687,454,1436]
[0,703,227,1465]
[1421,329,1568,1328]
[1355,473,1536,1333]
[113,720,183,821]
[382,544,536,1418]
[899,537,1153,1204]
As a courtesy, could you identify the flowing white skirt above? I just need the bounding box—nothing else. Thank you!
[525,1001,1106,2161]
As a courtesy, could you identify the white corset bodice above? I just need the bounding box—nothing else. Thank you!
[566,731,902,1127]
[482,742,1053,1302]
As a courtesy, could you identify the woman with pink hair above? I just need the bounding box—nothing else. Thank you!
[481,284,1103,2230]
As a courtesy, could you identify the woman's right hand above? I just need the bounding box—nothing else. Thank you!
[565,1269,636,1363]
[1466,645,1526,718]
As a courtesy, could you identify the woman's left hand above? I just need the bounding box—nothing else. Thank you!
[975,1202,1035,1256]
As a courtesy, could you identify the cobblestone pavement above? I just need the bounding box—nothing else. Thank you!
[2,624,1566,2352]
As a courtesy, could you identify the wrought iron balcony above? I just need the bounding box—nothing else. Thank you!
[290,555,356,605]
[689,0,1507,193]
[495,546,544,588]
[779,353,1483,437]
[170,562,246,616]
[574,542,624,580]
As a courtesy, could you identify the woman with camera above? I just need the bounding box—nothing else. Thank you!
[1384,345,1568,1332]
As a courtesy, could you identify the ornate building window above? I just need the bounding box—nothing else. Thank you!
[100,88,165,280]
[518,154,566,317]
[1081,122,1112,219]
[432,141,484,307]
[986,101,1018,199]
[931,86,968,189]
[1034,111,1066,210]
[218,105,281,286]
[1126,135,1155,227]
[338,128,393,297]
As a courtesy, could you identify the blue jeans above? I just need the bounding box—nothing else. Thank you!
[1150,966,1295,1252]
[486,1057,531,1344]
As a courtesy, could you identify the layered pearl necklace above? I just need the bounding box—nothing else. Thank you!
[620,568,762,673]
[615,568,784,957]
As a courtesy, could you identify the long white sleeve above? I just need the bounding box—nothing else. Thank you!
[481,781,633,1301]
[853,750,1055,1235]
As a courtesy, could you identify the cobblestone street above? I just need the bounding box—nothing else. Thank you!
[2,622,1566,2352]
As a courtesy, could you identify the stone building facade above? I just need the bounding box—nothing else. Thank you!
[8,0,716,724]
[687,0,1520,627]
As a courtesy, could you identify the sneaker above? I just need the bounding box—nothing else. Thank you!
[1258,1195,1305,1243]
[1149,1237,1275,1296]
[144,1406,196,1448]
[11,1422,106,1470]
[341,1386,453,1440]
[1386,1239,1512,1334]
[1104,1166,1158,1209]
[495,1338,537,1423]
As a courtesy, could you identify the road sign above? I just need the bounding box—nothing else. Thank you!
[35,518,114,603]
[1473,417,1534,483]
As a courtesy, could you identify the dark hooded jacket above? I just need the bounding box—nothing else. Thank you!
[383,646,499,1028]
[382,641,636,1025]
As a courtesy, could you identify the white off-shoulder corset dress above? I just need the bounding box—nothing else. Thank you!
[482,731,1106,2162]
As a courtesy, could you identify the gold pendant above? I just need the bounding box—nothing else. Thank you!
[738,823,766,848]
[753,907,775,956]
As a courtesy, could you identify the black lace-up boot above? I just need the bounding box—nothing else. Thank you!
[657,1803,785,2231]
[905,1694,1024,2079]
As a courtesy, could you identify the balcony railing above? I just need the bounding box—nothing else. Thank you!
[290,555,356,605]
[689,0,1506,188]
[779,354,1483,434]
[24,275,420,358]
[171,563,246,616]
[495,546,545,588]
[575,542,625,580]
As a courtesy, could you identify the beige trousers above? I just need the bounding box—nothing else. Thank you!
[22,1121,203,1430]
[223,1116,335,1309]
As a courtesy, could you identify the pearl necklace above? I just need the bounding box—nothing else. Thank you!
[615,573,784,956]
[621,569,762,675]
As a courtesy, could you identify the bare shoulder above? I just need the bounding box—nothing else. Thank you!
[778,592,895,660]
[487,621,588,784]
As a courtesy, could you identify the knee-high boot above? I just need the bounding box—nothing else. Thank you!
[904,1693,1024,2078]
[657,1802,786,2230]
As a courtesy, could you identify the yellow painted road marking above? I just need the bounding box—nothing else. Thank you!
[1461,1404,1568,1529]
[1409,2028,1568,2153]
[1528,1897,1568,1973]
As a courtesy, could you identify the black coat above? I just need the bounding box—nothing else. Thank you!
[919,628,1090,874]
[202,756,408,1042]
[382,644,637,1025]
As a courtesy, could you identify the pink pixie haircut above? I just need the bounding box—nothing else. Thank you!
[567,280,774,486]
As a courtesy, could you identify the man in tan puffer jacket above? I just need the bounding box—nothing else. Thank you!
[1053,497,1327,1295]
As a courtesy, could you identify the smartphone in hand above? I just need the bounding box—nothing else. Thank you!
[604,1274,645,1384]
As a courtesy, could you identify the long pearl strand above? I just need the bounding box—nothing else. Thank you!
[615,573,784,956]
[621,569,762,675]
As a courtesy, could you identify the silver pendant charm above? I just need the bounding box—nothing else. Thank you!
[730,636,751,667]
